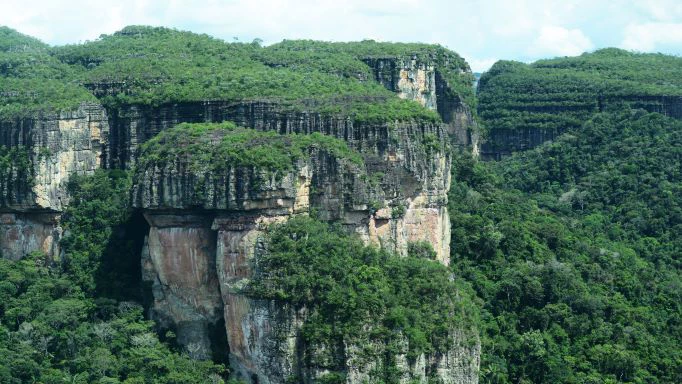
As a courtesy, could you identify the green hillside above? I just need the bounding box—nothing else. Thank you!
[0,25,478,123]
[450,109,682,383]
[52,25,473,122]
[0,27,95,118]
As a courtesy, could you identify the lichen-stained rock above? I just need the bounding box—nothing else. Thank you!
[0,102,108,211]
[131,121,480,383]
[0,102,108,259]
[141,213,222,360]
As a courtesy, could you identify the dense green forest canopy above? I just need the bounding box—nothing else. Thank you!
[450,109,682,383]
[246,215,479,382]
[0,27,95,118]
[136,121,364,173]
[478,49,682,134]
[0,25,476,122]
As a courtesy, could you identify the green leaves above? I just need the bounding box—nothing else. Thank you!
[450,111,682,383]
[246,216,478,379]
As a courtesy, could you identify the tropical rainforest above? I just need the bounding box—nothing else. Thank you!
[0,24,680,384]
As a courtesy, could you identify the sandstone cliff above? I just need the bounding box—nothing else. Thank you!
[0,48,481,383]
[132,122,479,383]
[0,103,108,259]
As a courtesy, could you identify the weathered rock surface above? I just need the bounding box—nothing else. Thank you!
[131,121,481,382]
[0,103,108,259]
[130,56,479,383]
[0,212,60,260]
[2,55,481,383]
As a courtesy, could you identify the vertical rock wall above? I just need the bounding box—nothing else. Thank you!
[0,103,108,259]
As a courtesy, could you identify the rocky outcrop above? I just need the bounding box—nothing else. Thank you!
[134,139,478,382]
[127,55,480,383]
[1,52,480,382]
[0,212,60,260]
[0,103,108,259]
[365,57,479,151]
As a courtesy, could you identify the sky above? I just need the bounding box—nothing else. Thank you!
[1,0,681,72]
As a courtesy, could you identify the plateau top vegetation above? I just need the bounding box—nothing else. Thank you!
[478,48,682,133]
[0,25,477,122]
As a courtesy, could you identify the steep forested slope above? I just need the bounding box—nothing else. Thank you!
[450,109,682,383]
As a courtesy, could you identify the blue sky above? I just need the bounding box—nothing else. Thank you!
[1,0,681,72]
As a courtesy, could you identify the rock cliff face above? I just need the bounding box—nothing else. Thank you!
[0,103,108,259]
[1,54,480,382]
[364,57,479,151]
[133,136,478,382]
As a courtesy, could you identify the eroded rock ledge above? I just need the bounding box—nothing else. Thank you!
[133,123,478,383]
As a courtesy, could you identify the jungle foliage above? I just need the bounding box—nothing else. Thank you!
[450,110,682,383]
[478,49,682,135]
[0,170,228,383]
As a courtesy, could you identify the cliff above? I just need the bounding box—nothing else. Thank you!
[0,103,108,259]
[478,51,682,159]
[0,29,481,383]
[132,123,479,383]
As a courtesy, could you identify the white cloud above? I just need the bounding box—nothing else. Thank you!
[0,0,680,70]
[632,0,682,22]
[621,22,682,51]
[527,25,594,57]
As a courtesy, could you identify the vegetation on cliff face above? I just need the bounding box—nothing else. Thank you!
[478,49,682,137]
[246,215,479,381]
[136,121,364,173]
[450,110,681,383]
[0,145,33,207]
[0,170,227,383]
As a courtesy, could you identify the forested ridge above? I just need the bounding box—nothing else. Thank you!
[478,48,682,134]
[0,24,681,383]
[0,25,477,122]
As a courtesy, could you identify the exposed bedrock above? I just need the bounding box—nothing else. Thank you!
[0,54,481,382]
[129,56,480,382]
[105,56,477,170]
[135,151,478,382]
[0,103,108,259]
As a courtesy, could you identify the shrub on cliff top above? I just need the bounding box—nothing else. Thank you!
[52,26,466,122]
[0,28,95,119]
[136,122,364,174]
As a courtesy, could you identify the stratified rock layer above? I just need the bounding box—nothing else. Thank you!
[0,103,108,259]
[1,53,481,383]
